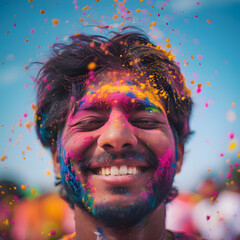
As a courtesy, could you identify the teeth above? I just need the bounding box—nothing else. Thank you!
[128,167,133,174]
[97,166,142,176]
[111,166,119,176]
[119,165,128,175]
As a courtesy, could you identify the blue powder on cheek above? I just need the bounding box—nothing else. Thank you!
[171,163,176,168]
[57,138,97,211]
[57,137,86,205]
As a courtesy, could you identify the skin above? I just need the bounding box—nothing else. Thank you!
[52,71,184,240]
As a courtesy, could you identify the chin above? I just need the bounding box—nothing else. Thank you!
[80,178,173,229]
[90,197,158,229]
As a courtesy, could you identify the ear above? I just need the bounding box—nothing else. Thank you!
[51,149,61,178]
[176,143,184,174]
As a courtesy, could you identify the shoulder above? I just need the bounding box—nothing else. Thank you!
[168,231,205,240]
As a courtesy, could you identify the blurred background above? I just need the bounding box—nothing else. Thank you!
[0,0,239,239]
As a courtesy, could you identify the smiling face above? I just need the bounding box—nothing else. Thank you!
[53,71,184,228]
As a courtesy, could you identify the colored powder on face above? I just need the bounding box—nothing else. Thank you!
[154,149,173,179]
[145,107,161,113]
[126,91,136,99]
[58,136,97,211]
[94,227,105,240]
[58,138,85,201]
[139,148,175,206]
[171,162,176,168]
[92,84,167,114]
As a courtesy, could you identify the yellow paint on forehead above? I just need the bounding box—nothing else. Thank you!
[87,83,166,114]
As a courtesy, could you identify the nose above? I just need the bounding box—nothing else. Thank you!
[97,110,137,152]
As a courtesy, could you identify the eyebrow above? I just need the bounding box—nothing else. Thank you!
[78,101,111,112]
[76,98,163,114]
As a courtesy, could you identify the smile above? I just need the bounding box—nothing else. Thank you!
[95,165,141,176]
[88,164,153,186]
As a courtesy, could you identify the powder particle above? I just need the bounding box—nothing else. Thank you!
[166,42,171,48]
[49,230,56,235]
[88,62,96,70]
[1,155,7,161]
[82,5,89,10]
[228,141,237,151]
[113,14,118,20]
[52,19,59,26]
[40,9,46,14]
[207,19,213,24]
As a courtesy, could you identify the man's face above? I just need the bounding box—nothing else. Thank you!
[55,71,182,228]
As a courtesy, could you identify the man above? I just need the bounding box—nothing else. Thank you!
[34,27,198,240]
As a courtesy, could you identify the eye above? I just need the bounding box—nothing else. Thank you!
[130,119,161,129]
[71,119,107,132]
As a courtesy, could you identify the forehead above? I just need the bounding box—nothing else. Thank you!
[78,70,166,112]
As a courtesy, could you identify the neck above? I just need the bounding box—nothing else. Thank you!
[73,203,166,240]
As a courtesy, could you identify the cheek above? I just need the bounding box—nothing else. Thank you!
[136,130,175,156]
[153,148,177,182]
[63,133,97,160]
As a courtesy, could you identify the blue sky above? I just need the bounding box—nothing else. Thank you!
[0,0,239,193]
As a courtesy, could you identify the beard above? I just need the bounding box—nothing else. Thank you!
[58,146,176,229]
